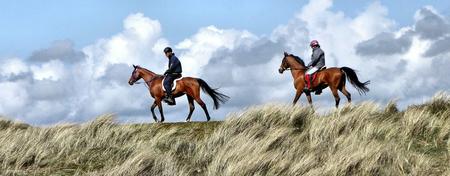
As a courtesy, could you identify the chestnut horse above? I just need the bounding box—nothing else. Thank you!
[128,65,229,122]
[278,52,369,108]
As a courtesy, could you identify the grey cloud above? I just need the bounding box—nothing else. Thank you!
[29,40,86,63]
[424,36,450,57]
[426,55,450,90]
[0,72,32,82]
[356,32,413,56]
[100,64,133,85]
[210,39,284,66]
[372,59,407,81]
[203,38,286,86]
[201,61,234,87]
[415,8,450,40]
[28,79,71,101]
[397,55,450,98]
[199,38,292,108]
[356,8,450,57]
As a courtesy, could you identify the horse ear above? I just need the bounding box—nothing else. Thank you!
[284,51,288,56]
[133,64,136,68]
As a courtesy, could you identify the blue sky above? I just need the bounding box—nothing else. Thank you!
[1,0,449,58]
[1,0,450,124]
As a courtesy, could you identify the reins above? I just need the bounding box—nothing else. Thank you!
[135,75,163,88]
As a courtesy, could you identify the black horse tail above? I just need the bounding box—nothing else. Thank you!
[340,67,370,95]
[197,79,230,109]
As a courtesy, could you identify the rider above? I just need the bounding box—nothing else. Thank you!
[163,47,182,105]
[305,40,325,94]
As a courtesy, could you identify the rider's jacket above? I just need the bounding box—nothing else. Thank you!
[166,54,182,74]
[307,47,325,68]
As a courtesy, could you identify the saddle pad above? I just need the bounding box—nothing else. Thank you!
[162,77,183,92]
[305,73,318,89]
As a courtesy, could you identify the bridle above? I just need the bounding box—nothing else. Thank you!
[130,67,162,88]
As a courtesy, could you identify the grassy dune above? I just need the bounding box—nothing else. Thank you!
[1,93,450,175]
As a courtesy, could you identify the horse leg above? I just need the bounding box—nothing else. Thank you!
[150,101,159,123]
[194,97,211,121]
[339,86,351,103]
[330,87,341,108]
[156,100,165,122]
[186,95,195,122]
[293,90,303,105]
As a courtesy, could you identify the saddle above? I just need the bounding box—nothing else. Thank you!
[305,67,326,83]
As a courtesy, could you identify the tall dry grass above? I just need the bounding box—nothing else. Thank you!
[1,92,449,175]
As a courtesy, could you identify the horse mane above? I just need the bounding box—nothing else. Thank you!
[288,54,305,66]
[136,65,162,77]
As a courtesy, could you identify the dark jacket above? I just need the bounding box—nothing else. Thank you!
[307,47,325,68]
[165,54,182,74]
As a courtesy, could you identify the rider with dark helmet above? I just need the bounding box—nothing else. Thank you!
[305,40,325,93]
[163,47,182,105]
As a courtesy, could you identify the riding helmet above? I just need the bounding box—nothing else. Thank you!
[163,47,172,53]
[310,40,319,47]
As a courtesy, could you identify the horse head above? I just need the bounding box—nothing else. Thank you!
[128,64,141,85]
[279,51,306,74]
[279,51,290,74]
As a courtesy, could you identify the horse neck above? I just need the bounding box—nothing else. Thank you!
[139,68,158,81]
[287,57,305,79]
[290,69,304,80]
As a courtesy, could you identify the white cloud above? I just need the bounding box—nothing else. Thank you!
[83,13,166,79]
[176,26,258,76]
[0,58,29,77]
[351,1,394,40]
[0,82,29,114]
[30,60,65,81]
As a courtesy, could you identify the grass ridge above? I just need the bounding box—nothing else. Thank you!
[0,92,449,175]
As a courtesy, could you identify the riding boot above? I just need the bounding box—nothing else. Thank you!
[163,93,176,105]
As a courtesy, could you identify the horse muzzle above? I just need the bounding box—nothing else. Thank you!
[278,68,285,74]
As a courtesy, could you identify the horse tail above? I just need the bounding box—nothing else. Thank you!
[197,79,230,109]
[340,67,370,95]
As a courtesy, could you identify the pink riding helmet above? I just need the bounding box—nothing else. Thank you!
[310,40,319,47]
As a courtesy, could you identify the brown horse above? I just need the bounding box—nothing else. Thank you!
[128,65,229,122]
[278,52,369,108]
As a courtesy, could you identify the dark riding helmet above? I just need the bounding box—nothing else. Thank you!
[163,47,173,53]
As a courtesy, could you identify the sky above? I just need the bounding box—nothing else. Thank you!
[0,0,450,125]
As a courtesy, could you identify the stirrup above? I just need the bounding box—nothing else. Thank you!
[163,96,176,105]
[303,87,311,93]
